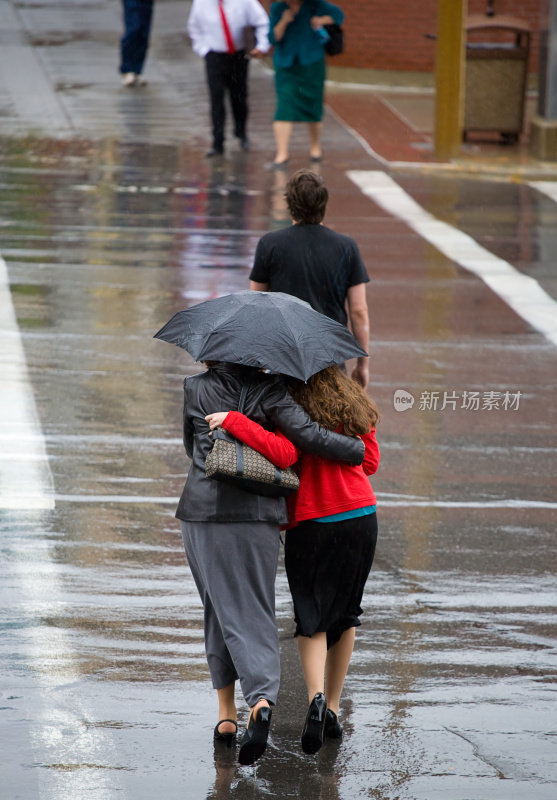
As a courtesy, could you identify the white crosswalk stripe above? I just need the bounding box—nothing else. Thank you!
[0,255,55,509]
[348,171,557,347]
[529,181,557,203]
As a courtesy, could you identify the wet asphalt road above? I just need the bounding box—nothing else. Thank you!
[1,2,557,799]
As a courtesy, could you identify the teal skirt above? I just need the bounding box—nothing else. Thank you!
[274,58,326,122]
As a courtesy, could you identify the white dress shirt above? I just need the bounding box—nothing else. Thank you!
[187,0,270,58]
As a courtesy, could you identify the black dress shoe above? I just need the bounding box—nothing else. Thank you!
[324,708,342,739]
[206,146,224,157]
[240,137,249,151]
[238,705,272,766]
[301,692,327,754]
[214,718,237,747]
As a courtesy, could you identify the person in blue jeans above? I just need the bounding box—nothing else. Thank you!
[120,0,154,87]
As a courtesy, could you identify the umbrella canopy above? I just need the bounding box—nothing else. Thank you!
[153,291,367,381]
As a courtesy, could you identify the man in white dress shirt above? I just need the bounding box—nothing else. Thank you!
[188,0,270,157]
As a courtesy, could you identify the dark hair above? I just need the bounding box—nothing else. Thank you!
[285,169,328,225]
[287,365,380,436]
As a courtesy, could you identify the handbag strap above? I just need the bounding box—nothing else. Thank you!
[232,381,250,476]
[238,382,249,414]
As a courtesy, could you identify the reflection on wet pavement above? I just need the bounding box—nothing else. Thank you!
[1,42,557,800]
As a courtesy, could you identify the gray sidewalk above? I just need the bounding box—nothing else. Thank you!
[0,0,272,149]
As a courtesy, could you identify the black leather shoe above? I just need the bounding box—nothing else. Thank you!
[301,692,327,754]
[214,718,237,747]
[240,137,249,151]
[206,146,224,157]
[324,708,342,739]
[238,705,272,766]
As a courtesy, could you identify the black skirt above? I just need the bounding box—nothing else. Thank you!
[284,513,378,648]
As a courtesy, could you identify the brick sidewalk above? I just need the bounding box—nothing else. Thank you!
[325,77,557,178]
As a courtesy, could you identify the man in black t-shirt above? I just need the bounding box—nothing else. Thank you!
[249,169,370,387]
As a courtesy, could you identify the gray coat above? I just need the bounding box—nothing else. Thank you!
[175,363,364,523]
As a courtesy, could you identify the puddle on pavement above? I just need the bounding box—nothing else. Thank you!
[1,136,556,799]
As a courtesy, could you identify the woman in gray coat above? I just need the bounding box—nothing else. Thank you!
[176,361,364,765]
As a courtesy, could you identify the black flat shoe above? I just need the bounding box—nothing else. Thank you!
[238,705,272,766]
[206,146,224,158]
[324,708,343,739]
[301,692,327,754]
[214,718,238,746]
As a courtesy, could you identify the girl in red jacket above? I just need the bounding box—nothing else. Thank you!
[206,365,380,756]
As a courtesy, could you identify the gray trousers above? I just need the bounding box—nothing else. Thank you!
[181,520,281,708]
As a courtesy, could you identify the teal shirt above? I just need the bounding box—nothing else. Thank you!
[313,505,377,523]
[269,1,344,68]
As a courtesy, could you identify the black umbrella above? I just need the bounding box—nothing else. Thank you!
[153,291,367,381]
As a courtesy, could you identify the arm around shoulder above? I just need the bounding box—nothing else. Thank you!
[266,384,364,465]
[222,411,299,468]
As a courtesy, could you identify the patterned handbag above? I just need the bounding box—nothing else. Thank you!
[205,384,300,498]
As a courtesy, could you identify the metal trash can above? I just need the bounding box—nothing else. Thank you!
[463,14,531,143]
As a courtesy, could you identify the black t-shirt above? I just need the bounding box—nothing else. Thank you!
[250,224,369,326]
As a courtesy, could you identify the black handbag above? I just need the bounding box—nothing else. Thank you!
[312,2,344,56]
[324,23,344,56]
[205,384,300,498]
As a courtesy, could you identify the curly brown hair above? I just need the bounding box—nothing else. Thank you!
[287,365,379,436]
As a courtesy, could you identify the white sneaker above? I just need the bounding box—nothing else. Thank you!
[122,72,137,87]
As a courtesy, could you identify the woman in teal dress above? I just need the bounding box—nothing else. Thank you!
[269,0,344,167]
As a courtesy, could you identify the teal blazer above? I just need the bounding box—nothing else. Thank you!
[269,1,344,68]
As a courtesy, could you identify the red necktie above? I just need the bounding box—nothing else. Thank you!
[218,0,236,54]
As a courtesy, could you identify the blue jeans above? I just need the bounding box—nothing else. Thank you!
[120,0,154,75]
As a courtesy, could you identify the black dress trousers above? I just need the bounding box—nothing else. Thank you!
[205,50,249,148]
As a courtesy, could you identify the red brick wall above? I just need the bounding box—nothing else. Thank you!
[261,1,542,73]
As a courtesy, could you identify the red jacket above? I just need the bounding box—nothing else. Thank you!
[222,412,380,527]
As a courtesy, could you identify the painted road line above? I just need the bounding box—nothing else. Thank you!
[51,494,557,509]
[1,252,122,795]
[327,107,390,168]
[529,181,557,203]
[0,255,54,510]
[348,171,557,347]
[4,532,126,799]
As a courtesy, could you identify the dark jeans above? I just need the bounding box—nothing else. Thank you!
[205,50,249,148]
[120,0,154,75]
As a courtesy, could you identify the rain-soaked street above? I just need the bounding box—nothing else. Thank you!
[1,1,557,798]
